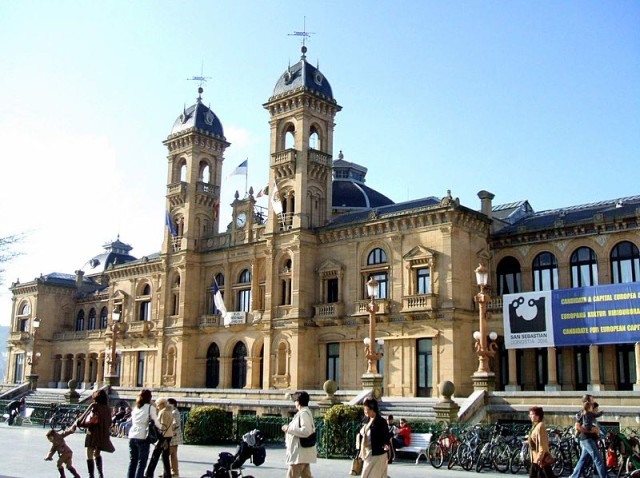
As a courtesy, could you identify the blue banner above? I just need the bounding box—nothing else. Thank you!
[503,282,640,349]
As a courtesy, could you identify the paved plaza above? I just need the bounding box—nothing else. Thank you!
[0,423,507,478]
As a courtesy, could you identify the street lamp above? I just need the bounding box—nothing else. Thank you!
[473,264,498,383]
[105,305,121,387]
[26,317,41,390]
[361,277,384,398]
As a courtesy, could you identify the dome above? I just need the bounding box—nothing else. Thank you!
[80,238,137,275]
[331,151,394,211]
[169,88,225,140]
[272,47,334,100]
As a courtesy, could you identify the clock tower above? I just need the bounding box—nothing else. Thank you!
[231,189,256,245]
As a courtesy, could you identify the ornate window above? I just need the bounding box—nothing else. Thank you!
[87,308,97,330]
[570,247,598,287]
[16,302,30,332]
[611,241,640,284]
[237,269,252,312]
[171,275,181,316]
[206,343,220,388]
[99,307,108,329]
[75,310,85,331]
[364,247,389,299]
[138,284,151,321]
[279,258,292,306]
[326,343,340,384]
[231,342,247,388]
[532,252,559,291]
[497,256,522,295]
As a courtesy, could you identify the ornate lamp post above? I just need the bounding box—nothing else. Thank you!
[26,317,41,390]
[105,306,121,387]
[472,263,498,391]
[362,277,384,398]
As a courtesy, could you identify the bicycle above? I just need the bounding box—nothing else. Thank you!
[428,426,460,468]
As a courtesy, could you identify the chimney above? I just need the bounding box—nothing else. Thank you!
[477,190,495,220]
[75,270,85,289]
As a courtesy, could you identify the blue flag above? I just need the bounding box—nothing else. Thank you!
[165,211,178,237]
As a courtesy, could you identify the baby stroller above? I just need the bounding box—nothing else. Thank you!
[232,429,266,469]
[200,429,265,478]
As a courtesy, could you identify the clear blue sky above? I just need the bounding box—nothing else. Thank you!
[1,1,639,325]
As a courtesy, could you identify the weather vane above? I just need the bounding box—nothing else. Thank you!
[288,16,315,47]
[186,62,211,89]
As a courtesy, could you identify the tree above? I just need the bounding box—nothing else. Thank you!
[0,234,24,286]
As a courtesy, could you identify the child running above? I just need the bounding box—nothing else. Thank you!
[44,425,82,478]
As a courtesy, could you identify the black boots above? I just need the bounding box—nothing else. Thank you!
[58,467,66,478]
[69,466,81,478]
[87,459,95,478]
[95,456,104,478]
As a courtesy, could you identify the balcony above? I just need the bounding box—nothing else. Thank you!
[199,315,222,327]
[271,149,296,178]
[8,331,30,342]
[401,294,437,313]
[308,149,331,167]
[126,320,153,337]
[196,181,218,208]
[353,299,391,316]
[167,182,187,206]
[313,302,344,319]
[52,330,88,341]
[488,295,504,312]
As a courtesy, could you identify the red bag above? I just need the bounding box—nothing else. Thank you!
[607,449,618,469]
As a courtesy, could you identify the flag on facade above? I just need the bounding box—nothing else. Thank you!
[256,185,269,198]
[165,210,178,237]
[213,281,227,318]
[271,182,283,214]
[228,159,248,178]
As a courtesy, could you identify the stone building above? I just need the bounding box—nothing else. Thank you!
[6,46,640,401]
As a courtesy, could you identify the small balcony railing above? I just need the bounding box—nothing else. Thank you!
[199,315,222,327]
[271,149,297,166]
[401,294,437,312]
[8,331,30,342]
[353,299,391,316]
[313,302,344,319]
[308,149,331,167]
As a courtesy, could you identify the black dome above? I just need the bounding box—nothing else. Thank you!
[272,49,334,100]
[169,90,225,140]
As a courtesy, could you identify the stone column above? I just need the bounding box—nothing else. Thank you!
[219,357,232,388]
[545,347,561,391]
[60,357,69,386]
[96,353,104,387]
[83,357,91,386]
[588,344,602,391]
[505,348,520,391]
[71,356,79,381]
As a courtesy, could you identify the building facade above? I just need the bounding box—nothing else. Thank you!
[6,47,640,398]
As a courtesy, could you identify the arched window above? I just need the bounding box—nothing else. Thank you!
[279,258,292,305]
[285,129,295,149]
[237,269,251,312]
[199,161,210,183]
[87,308,97,330]
[277,342,287,375]
[19,303,30,315]
[172,275,181,316]
[571,247,598,287]
[139,284,151,321]
[206,343,220,388]
[231,342,247,388]
[75,310,85,331]
[497,256,522,295]
[532,252,559,291]
[611,241,640,284]
[99,307,108,329]
[309,128,320,150]
[179,162,187,182]
[365,248,389,299]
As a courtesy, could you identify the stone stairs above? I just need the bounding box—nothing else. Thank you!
[378,397,444,421]
[24,388,94,406]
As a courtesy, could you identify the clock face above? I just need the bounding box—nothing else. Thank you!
[236,212,247,228]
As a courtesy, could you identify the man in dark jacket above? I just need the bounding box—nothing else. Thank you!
[6,397,25,426]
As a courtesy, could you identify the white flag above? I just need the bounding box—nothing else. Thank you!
[213,282,227,321]
[271,183,283,215]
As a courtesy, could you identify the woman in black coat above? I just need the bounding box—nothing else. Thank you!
[358,397,390,478]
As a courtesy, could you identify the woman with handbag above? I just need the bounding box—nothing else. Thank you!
[358,398,390,478]
[127,389,162,478]
[77,389,115,478]
[144,398,174,478]
[527,406,555,478]
[282,390,316,478]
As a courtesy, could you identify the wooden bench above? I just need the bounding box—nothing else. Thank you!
[395,432,432,464]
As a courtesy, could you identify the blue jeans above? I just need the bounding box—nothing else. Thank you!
[128,438,151,478]
[571,438,607,478]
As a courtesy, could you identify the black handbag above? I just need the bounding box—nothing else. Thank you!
[145,405,161,444]
[298,411,317,447]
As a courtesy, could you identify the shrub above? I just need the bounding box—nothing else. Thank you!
[321,404,364,457]
[183,406,232,445]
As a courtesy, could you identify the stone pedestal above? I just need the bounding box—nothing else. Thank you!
[26,374,39,391]
[472,372,496,392]
[362,373,383,400]
[104,374,120,387]
[318,380,341,413]
[433,380,460,424]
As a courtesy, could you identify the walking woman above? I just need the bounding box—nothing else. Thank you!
[358,397,390,478]
[144,398,174,478]
[128,389,161,478]
[527,406,554,478]
[78,389,115,478]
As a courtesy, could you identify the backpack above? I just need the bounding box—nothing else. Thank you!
[252,445,266,466]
